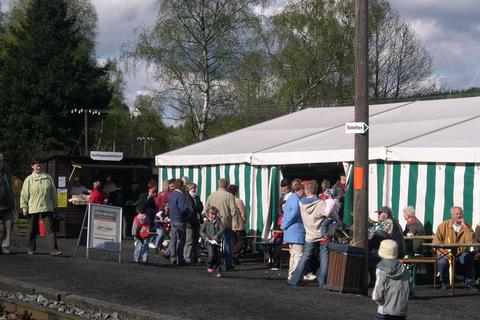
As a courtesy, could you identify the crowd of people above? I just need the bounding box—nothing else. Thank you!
[2,154,480,319]
[131,177,246,278]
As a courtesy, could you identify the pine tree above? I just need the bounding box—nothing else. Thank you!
[0,0,111,176]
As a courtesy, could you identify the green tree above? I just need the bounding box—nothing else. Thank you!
[269,0,355,111]
[0,0,111,176]
[127,0,267,142]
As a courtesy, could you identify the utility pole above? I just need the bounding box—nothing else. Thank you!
[137,136,154,157]
[353,0,369,295]
[71,108,101,157]
[84,110,89,156]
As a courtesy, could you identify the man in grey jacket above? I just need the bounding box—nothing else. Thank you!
[0,153,14,254]
[372,239,415,320]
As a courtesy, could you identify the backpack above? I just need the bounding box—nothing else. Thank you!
[134,215,150,239]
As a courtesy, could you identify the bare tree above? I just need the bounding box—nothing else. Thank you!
[126,0,266,141]
[369,0,434,100]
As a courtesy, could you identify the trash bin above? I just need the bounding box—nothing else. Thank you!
[324,243,365,294]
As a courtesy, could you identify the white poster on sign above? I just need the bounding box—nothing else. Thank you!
[87,204,122,253]
[58,176,66,188]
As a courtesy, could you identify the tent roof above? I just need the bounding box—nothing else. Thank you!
[156,97,480,166]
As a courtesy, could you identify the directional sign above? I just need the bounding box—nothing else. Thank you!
[345,122,369,134]
[90,151,123,161]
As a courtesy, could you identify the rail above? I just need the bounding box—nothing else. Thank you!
[0,296,84,320]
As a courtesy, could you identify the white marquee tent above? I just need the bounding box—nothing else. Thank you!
[156,96,480,237]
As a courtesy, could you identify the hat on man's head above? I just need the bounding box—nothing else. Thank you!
[378,239,398,260]
[73,177,80,182]
[280,178,290,187]
[375,206,392,215]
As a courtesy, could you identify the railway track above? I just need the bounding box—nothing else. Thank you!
[0,296,84,320]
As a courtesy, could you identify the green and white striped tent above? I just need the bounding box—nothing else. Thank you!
[156,97,480,237]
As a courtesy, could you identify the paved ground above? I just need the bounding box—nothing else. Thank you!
[0,235,478,320]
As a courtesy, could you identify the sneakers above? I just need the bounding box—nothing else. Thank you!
[303,273,317,281]
[50,250,63,256]
[207,268,214,273]
[27,250,35,255]
[148,243,156,249]
[2,247,10,254]
[214,272,222,278]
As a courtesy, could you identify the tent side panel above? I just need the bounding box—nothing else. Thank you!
[157,164,279,238]
[378,162,480,235]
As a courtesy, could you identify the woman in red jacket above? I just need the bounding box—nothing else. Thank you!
[89,181,107,204]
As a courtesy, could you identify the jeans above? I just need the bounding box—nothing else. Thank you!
[0,209,13,249]
[288,241,329,287]
[134,238,149,263]
[375,314,406,320]
[223,228,233,269]
[27,212,58,252]
[154,226,164,249]
[438,252,474,284]
[320,218,334,237]
[207,243,221,272]
[168,222,186,263]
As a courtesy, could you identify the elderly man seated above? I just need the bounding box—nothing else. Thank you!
[433,206,476,290]
[402,206,425,256]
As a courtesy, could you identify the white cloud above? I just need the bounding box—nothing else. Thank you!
[390,0,480,89]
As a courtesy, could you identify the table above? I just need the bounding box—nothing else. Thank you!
[256,241,286,268]
[245,235,262,253]
[404,235,434,240]
[422,242,480,295]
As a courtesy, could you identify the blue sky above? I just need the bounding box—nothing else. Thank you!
[2,0,479,105]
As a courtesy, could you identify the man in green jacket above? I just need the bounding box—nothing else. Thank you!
[0,153,14,254]
[20,158,62,256]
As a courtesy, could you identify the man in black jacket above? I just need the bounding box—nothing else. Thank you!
[184,183,204,263]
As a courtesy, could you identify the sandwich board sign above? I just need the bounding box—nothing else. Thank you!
[75,204,122,263]
[345,122,369,134]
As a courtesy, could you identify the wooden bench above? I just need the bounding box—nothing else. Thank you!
[399,257,436,284]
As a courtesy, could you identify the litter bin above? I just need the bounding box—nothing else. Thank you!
[324,243,365,294]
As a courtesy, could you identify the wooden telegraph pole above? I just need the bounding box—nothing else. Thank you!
[353,0,369,295]
[84,109,89,156]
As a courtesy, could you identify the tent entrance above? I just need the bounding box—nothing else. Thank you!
[281,162,345,187]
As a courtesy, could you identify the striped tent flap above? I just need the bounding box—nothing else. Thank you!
[371,162,480,235]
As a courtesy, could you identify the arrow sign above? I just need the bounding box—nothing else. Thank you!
[345,122,369,134]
